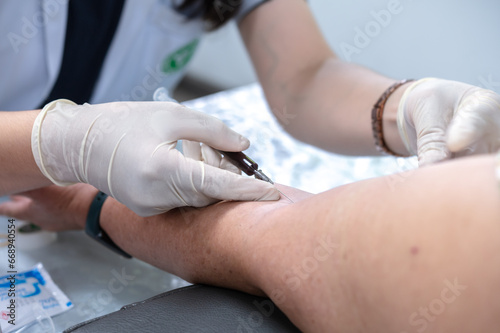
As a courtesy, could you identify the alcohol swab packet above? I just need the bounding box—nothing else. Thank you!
[0,263,73,333]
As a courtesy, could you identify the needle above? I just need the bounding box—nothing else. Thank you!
[216,150,294,203]
[253,170,294,203]
[152,89,295,203]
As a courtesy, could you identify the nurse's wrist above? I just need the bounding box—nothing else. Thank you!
[379,80,414,156]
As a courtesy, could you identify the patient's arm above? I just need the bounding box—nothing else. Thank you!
[99,184,312,295]
[98,154,500,332]
[1,154,499,332]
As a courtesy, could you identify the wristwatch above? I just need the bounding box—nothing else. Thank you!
[85,191,132,258]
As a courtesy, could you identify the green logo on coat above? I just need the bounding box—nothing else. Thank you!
[162,39,199,74]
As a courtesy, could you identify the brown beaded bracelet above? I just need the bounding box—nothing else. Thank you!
[371,79,415,156]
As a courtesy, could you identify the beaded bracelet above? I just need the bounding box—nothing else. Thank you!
[371,79,415,156]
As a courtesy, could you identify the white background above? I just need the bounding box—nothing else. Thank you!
[186,0,500,93]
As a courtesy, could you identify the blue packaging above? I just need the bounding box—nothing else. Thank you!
[0,263,72,333]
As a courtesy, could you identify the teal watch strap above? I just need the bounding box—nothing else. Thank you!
[85,191,132,258]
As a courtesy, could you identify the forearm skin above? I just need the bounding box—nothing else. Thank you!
[0,110,51,195]
[100,155,500,332]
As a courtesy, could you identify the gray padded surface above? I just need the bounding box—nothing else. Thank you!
[64,284,301,332]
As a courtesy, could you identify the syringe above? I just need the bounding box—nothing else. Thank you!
[153,87,293,203]
[216,150,293,203]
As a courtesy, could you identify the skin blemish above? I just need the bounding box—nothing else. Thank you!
[410,246,419,256]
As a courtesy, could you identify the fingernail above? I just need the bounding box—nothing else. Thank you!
[240,136,250,150]
[257,186,281,201]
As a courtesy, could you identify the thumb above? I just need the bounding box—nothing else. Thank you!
[416,128,451,166]
[196,163,280,202]
[405,89,452,165]
[447,89,498,152]
[446,111,484,154]
[0,195,32,218]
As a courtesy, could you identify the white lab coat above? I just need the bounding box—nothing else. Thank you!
[0,0,265,110]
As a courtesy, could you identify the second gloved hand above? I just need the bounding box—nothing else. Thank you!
[397,78,500,165]
[32,100,279,216]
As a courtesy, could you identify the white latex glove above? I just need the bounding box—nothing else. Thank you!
[182,140,242,175]
[397,78,500,165]
[31,99,279,216]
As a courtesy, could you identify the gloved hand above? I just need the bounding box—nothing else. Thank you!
[397,78,500,165]
[182,140,242,175]
[32,99,279,216]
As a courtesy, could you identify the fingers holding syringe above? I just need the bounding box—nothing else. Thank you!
[182,140,241,174]
[194,162,280,203]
